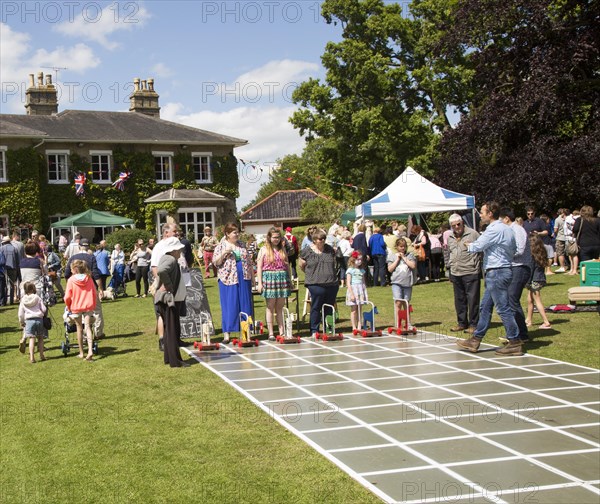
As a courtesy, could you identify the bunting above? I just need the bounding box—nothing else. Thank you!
[74,172,86,196]
[112,171,132,191]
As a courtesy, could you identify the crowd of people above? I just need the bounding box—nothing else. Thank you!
[1,203,598,364]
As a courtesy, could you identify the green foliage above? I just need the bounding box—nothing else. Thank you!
[289,0,472,199]
[300,197,343,224]
[144,202,178,231]
[104,227,154,253]
[211,154,239,199]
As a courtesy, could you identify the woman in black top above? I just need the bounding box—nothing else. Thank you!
[299,228,339,337]
[573,206,600,262]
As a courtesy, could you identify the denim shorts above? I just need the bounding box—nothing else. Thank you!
[24,318,43,338]
[392,284,412,302]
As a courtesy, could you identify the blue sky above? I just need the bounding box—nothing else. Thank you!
[0,1,343,208]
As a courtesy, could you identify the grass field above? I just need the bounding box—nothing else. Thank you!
[0,270,598,503]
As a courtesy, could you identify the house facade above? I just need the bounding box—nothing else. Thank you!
[0,73,247,242]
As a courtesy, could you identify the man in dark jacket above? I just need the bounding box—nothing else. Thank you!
[0,235,20,304]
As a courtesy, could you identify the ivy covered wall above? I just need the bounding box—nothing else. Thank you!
[0,146,239,234]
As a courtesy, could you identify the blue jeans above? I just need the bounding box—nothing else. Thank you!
[306,284,339,334]
[508,266,531,340]
[474,268,519,341]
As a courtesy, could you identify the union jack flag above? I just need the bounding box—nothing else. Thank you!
[74,172,86,196]
[112,171,131,191]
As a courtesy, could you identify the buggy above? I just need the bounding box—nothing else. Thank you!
[60,308,99,357]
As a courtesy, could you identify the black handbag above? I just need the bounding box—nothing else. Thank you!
[43,316,52,330]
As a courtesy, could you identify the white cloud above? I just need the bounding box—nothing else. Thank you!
[151,62,173,78]
[212,59,319,104]
[162,104,306,209]
[54,3,151,50]
[1,23,100,112]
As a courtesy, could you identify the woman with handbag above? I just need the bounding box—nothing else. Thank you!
[572,205,600,263]
[411,225,430,283]
[564,210,581,275]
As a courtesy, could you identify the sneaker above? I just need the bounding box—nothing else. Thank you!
[555,267,566,273]
[19,339,26,354]
[456,336,481,352]
[134,294,140,298]
[495,340,524,356]
[268,335,276,341]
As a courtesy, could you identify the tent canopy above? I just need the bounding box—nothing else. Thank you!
[50,209,134,228]
[355,167,475,219]
[341,209,411,226]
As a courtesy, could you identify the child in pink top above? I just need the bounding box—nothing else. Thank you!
[64,259,97,361]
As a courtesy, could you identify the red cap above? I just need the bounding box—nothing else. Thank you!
[285,227,292,232]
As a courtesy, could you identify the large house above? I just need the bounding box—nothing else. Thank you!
[0,72,247,242]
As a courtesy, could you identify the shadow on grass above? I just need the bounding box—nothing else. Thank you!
[103,331,144,340]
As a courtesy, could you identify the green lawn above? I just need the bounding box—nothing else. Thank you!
[0,271,598,503]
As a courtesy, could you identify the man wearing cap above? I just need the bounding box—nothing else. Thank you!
[154,236,189,367]
[65,238,105,338]
[1,235,20,304]
[447,214,481,334]
[199,226,218,278]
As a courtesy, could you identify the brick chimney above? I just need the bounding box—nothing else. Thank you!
[129,77,160,117]
[25,72,58,115]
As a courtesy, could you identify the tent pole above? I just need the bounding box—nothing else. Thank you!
[472,208,476,231]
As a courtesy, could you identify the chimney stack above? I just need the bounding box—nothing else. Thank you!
[25,71,58,115]
[129,77,160,117]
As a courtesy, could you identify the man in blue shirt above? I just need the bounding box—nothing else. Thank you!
[456,201,522,356]
[368,227,387,286]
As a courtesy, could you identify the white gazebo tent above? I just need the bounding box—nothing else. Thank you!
[355,167,476,224]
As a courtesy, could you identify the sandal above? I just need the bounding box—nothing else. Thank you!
[85,356,94,362]
[539,323,552,330]
[30,358,36,364]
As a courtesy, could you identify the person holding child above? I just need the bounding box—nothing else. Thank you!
[345,251,368,332]
[256,227,292,340]
[18,281,47,363]
[387,238,417,319]
[526,235,552,330]
[64,259,97,361]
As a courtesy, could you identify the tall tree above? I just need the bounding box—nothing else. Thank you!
[290,0,472,204]
[435,0,600,210]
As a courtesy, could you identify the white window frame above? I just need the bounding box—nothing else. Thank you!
[46,149,70,184]
[90,150,112,184]
[177,207,216,243]
[191,151,213,184]
[152,151,173,184]
[0,146,6,183]
[155,210,169,237]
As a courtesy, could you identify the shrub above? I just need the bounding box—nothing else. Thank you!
[104,228,154,254]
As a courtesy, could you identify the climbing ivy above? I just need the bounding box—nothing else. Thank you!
[1,147,239,234]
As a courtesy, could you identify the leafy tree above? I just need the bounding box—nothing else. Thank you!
[289,0,472,202]
[435,0,600,211]
[299,197,343,224]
